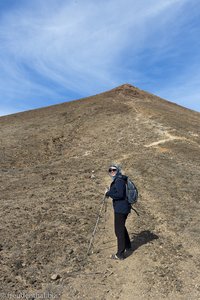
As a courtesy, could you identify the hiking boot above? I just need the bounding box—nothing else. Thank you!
[125,247,132,252]
[110,254,124,260]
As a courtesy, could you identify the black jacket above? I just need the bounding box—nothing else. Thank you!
[106,175,131,214]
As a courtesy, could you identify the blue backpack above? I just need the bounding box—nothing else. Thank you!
[126,177,138,204]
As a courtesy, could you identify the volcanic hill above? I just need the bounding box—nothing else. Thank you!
[0,84,200,299]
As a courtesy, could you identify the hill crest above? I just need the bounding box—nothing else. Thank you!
[0,83,200,299]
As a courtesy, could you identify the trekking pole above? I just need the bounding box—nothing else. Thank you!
[86,194,106,256]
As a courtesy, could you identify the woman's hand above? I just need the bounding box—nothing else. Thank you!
[105,187,109,196]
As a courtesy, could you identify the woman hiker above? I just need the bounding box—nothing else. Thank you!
[105,164,132,260]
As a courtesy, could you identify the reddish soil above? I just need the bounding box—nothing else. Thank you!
[0,84,200,299]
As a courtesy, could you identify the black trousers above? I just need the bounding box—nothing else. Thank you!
[114,213,131,256]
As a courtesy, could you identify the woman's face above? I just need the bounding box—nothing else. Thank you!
[109,168,117,177]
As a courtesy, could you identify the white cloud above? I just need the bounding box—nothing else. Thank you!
[155,68,200,112]
[0,0,199,115]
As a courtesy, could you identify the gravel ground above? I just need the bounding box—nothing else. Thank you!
[0,84,200,299]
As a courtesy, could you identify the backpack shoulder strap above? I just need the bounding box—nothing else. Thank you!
[114,176,127,190]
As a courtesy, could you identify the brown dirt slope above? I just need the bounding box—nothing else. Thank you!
[0,84,200,299]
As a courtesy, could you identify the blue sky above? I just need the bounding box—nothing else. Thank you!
[0,0,200,116]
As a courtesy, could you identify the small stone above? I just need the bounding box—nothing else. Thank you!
[51,274,60,281]
[30,278,37,284]
[91,174,95,179]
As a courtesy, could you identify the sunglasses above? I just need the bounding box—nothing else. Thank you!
[109,168,117,173]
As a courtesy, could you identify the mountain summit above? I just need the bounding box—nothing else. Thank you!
[0,85,200,299]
